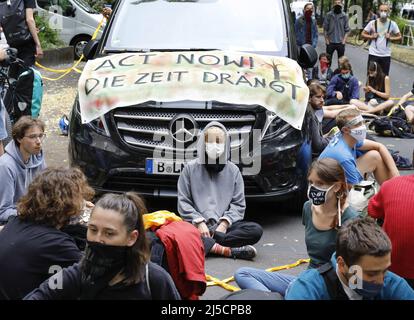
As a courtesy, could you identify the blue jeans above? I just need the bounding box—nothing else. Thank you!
[234,267,297,296]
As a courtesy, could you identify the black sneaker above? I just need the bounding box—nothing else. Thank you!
[230,245,257,260]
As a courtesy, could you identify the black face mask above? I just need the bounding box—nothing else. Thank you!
[333,4,342,14]
[80,241,127,299]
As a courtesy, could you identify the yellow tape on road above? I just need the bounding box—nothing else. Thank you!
[35,17,106,81]
[205,258,310,292]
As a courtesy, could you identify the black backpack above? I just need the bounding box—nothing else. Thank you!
[0,0,33,47]
[370,116,414,139]
[318,263,349,300]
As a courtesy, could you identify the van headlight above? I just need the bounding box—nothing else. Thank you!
[261,111,292,141]
[75,99,110,136]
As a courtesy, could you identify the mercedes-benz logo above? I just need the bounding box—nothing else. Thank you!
[169,114,198,144]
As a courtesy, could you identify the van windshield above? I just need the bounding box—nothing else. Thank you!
[105,0,288,56]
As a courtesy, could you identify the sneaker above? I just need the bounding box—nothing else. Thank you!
[230,245,257,260]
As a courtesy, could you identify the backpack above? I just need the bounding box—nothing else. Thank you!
[318,263,349,300]
[7,67,43,123]
[0,0,33,47]
[369,116,414,139]
[370,19,392,48]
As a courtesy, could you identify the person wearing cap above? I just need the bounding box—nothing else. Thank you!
[318,108,399,186]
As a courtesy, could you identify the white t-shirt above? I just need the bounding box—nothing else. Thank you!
[364,19,400,57]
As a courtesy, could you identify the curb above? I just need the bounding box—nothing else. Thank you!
[36,46,74,66]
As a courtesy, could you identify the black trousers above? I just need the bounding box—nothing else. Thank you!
[367,54,391,76]
[326,43,345,65]
[202,221,263,255]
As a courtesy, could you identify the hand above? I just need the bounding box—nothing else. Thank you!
[35,44,43,58]
[215,221,229,234]
[336,91,343,100]
[0,49,6,61]
[366,85,374,92]
[197,222,211,238]
[385,33,391,39]
[372,33,379,39]
[85,201,94,209]
[102,7,112,19]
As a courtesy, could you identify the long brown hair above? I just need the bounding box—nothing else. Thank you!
[308,158,348,228]
[18,167,94,228]
[92,192,150,285]
[367,61,386,92]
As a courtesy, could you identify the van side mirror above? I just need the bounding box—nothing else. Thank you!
[65,6,76,17]
[83,39,99,60]
[297,44,318,69]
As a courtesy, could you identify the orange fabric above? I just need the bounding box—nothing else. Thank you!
[156,221,206,300]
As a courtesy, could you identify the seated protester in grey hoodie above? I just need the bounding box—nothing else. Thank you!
[0,116,46,225]
[0,167,94,300]
[177,122,263,260]
[285,217,414,300]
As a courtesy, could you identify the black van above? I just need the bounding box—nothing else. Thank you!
[69,0,317,202]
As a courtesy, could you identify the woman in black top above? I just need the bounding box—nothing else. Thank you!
[24,192,181,300]
[0,167,94,299]
[351,61,394,115]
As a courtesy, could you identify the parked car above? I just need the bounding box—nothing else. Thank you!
[36,0,104,59]
[69,0,317,206]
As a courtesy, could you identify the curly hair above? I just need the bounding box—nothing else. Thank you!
[18,167,95,228]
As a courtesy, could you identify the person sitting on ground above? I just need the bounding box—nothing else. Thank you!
[326,61,360,106]
[351,62,394,115]
[0,116,46,225]
[311,53,334,87]
[368,174,414,290]
[177,122,263,260]
[392,81,414,125]
[332,56,353,76]
[24,192,181,300]
[0,167,94,300]
[319,108,399,186]
[285,217,414,300]
[234,158,358,296]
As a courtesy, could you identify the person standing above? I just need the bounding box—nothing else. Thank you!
[295,3,318,49]
[323,0,350,64]
[0,0,43,77]
[361,3,402,76]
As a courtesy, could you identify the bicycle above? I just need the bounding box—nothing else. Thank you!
[350,28,367,47]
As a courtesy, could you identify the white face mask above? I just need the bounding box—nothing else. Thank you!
[315,109,324,123]
[206,142,225,159]
[380,11,388,19]
[350,125,367,142]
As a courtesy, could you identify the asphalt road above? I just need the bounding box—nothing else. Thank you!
[39,39,414,300]
[200,39,414,300]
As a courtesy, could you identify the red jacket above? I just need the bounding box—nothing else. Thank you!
[156,221,206,299]
[368,175,414,280]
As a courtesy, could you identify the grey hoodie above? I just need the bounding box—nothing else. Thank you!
[0,140,46,223]
[177,121,246,228]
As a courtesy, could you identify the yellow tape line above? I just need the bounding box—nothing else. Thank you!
[205,258,310,292]
[35,17,106,80]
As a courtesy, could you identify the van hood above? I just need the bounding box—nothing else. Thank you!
[78,50,309,130]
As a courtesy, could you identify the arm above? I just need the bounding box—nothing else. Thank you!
[24,264,82,300]
[370,76,390,100]
[326,77,338,98]
[362,21,376,40]
[358,140,399,177]
[221,169,246,226]
[25,8,43,57]
[367,188,385,220]
[389,22,402,43]
[397,91,414,107]
[0,166,17,224]
[342,15,350,44]
[350,78,360,100]
[177,166,205,225]
[323,15,330,44]
[309,114,329,154]
[323,105,356,118]
[312,20,319,48]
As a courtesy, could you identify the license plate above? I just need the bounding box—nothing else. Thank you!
[145,158,186,175]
